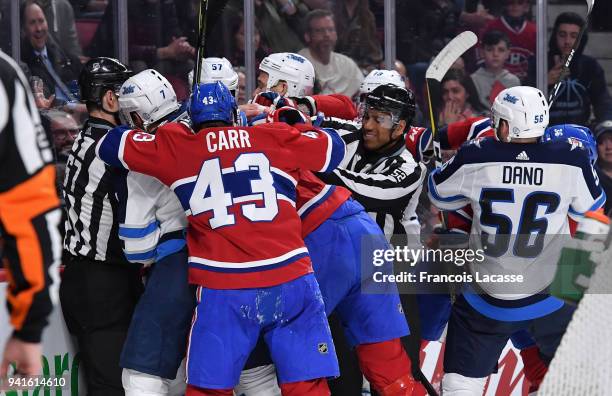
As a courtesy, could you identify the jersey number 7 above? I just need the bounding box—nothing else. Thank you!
[190,153,279,228]
[479,188,560,257]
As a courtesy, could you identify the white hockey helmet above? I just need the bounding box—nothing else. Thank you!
[360,69,405,97]
[118,69,179,130]
[491,86,549,140]
[188,57,239,96]
[259,52,315,97]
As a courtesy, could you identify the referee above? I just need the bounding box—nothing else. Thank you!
[318,84,432,395]
[0,49,61,377]
[60,57,139,396]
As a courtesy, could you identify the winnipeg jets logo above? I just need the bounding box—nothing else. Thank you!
[554,128,563,137]
[287,54,306,63]
[122,85,135,95]
[503,93,519,104]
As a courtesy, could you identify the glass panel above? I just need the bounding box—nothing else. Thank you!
[0,0,11,54]
[74,0,115,60]
[20,0,94,186]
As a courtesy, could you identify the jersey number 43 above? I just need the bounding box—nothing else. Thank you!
[190,153,279,228]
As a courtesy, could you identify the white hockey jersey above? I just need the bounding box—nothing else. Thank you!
[116,170,187,265]
[428,138,605,300]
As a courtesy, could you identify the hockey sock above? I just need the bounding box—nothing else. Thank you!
[279,378,330,396]
[520,346,548,391]
[185,384,233,395]
[355,338,416,395]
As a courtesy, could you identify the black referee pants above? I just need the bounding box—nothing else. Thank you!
[60,254,143,396]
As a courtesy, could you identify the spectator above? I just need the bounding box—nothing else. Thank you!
[459,1,495,32]
[388,59,425,126]
[127,0,195,96]
[21,0,82,106]
[37,0,84,61]
[225,14,270,71]
[395,0,461,103]
[298,9,363,97]
[44,108,79,161]
[438,69,487,126]
[527,12,612,126]
[332,0,382,69]
[471,30,520,107]
[594,120,612,215]
[40,108,78,198]
[228,0,309,53]
[234,66,247,105]
[480,0,536,83]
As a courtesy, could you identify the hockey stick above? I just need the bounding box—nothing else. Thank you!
[425,31,478,168]
[548,0,595,106]
[194,0,209,88]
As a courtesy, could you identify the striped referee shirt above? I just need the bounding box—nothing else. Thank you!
[0,50,62,342]
[318,119,426,241]
[63,117,128,263]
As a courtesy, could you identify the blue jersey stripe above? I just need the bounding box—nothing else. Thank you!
[119,220,159,238]
[157,238,186,261]
[173,171,297,213]
[97,126,131,169]
[299,185,336,220]
[125,248,157,262]
[464,292,564,321]
[428,171,467,203]
[322,128,345,172]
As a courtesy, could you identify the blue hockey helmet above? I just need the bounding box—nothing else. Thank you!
[542,124,597,163]
[189,81,237,127]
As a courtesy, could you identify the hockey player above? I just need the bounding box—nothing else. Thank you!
[97,81,345,396]
[188,57,250,125]
[420,122,603,393]
[254,52,358,121]
[239,59,423,394]
[112,69,194,396]
[428,86,605,395]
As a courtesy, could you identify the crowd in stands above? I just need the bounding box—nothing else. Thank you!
[3,0,612,218]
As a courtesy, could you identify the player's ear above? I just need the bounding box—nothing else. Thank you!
[278,81,289,96]
[304,31,311,45]
[392,119,407,139]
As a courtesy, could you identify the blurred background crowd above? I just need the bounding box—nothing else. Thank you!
[3,0,612,221]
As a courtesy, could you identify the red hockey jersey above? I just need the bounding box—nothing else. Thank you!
[481,17,536,82]
[96,122,346,289]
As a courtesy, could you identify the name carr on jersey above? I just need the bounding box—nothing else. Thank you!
[206,129,252,152]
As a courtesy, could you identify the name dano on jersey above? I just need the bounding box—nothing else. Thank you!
[502,166,543,186]
[206,129,252,152]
